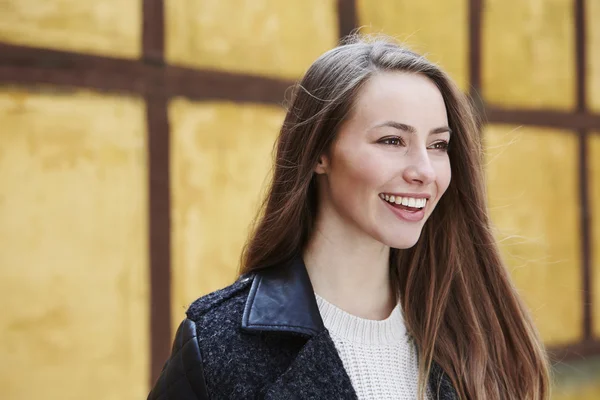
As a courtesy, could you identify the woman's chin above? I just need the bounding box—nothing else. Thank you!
[391,241,419,250]
[384,234,421,250]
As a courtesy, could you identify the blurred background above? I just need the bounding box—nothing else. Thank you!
[1,0,599,399]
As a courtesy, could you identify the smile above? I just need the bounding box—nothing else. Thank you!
[379,193,429,222]
[379,193,427,209]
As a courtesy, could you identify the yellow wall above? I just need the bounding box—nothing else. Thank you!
[0,88,149,399]
[591,134,600,338]
[553,384,600,400]
[484,125,582,345]
[357,0,468,91]
[0,0,141,58]
[169,100,284,331]
[483,0,575,109]
[165,0,339,79]
[551,357,600,400]
[1,0,600,399]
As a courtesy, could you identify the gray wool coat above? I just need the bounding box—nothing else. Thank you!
[147,256,459,400]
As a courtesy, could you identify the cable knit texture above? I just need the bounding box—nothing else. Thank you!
[315,293,431,399]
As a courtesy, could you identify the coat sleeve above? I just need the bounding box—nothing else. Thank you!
[147,318,210,400]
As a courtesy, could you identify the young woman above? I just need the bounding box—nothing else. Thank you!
[148,35,550,400]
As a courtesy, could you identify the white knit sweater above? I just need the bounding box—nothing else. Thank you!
[315,293,430,399]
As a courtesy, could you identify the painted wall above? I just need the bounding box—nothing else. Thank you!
[0,89,149,399]
[0,0,599,398]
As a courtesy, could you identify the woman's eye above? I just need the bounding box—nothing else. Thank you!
[429,141,449,151]
[380,137,404,146]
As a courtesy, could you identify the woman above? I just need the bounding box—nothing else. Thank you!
[148,35,550,399]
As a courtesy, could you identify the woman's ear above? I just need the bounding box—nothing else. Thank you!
[314,154,329,175]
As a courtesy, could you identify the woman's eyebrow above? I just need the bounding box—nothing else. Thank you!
[373,120,452,136]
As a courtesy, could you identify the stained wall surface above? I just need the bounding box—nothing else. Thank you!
[588,0,600,112]
[1,0,599,399]
[356,0,469,91]
[591,134,600,339]
[169,100,284,331]
[484,125,581,345]
[482,0,575,109]
[165,0,339,79]
[0,0,141,58]
[0,89,149,399]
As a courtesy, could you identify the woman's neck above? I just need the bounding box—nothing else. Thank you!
[303,221,396,321]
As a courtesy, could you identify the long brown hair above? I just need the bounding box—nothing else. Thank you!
[239,35,550,399]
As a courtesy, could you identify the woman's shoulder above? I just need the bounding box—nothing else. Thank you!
[185,272,255,327]
[149,273,256,400]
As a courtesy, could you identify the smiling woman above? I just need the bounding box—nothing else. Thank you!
[312,71,452,249]
[148,35,551,400]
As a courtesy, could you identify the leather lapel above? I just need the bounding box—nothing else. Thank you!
[261,330,358,400]
[241,256,324,336]
[239,255,458,399]
[241,256,358,398]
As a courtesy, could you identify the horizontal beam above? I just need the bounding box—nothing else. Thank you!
[3,43,600,130]
[3,43,600,131]
[0,43,154,94]
[485,107,600,132]
[0,43,292,104]
[165,66,291,105]
[548,339,600,364]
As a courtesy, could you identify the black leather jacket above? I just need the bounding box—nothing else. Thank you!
[148,256,458,399]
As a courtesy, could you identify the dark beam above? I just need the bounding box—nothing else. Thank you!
[468,0,483,104]
[579,131,592,341]
[6,44,600,132]
[143,0,171,385]
[147,92,172,384]
[166,66,291,104]
[574,0,592,341]
[547,340,600,364]
[0,43,155,94]
[0,43,292,105]
[485,107,600,131]
[337,0,358,40]
[575,0,586,112]
[143,0,165,65]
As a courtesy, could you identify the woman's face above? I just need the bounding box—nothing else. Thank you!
[315,71,452,249]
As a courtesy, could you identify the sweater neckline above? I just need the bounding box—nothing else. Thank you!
[314,292,408,345]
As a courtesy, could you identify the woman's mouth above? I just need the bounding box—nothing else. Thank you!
[379,193,427,222]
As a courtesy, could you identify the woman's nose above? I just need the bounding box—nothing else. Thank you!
[402,151,436,185]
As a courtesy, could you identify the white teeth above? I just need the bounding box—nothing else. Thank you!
[381,194,428,209]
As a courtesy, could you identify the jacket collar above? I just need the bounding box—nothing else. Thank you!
[241,256,324,337]
[240,255,459,399]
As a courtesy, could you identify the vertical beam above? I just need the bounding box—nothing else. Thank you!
[468,0,484,114]
[143,0,172,384]
[575,0,592,341]
[147,92,171,383]
[143,0,166,65]
[337,0,358,40]
[579,129,591,340]
[575,0,586,110]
